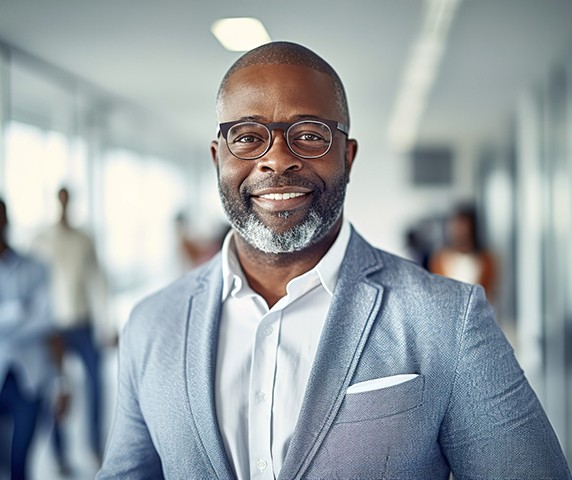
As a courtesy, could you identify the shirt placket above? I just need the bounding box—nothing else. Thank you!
[248,307,281,480]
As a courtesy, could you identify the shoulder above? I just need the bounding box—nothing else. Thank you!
[63,226,94,246]
[348,229,467,285]
[345,228,476,313]
[9,250,50,284]
[16,249,48,272]
[123,254,222,337]
[33,224,91,247]
[345,230,499,376]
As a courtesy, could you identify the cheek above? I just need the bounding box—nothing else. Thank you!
[313,157,347,187]
[218,156,253,189]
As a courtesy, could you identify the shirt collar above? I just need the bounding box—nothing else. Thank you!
[221,219,351,301]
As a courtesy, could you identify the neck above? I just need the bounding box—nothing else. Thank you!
[234,220,342,308]
[452,240,475,254]
[0,238,8,256]
[59,213,69,227]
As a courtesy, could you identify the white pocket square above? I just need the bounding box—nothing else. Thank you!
[346,374,419,395]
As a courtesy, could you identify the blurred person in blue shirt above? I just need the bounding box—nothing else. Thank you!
[0,197,66,480]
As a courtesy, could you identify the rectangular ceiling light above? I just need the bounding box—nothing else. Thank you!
[211,17,271,52]
[387,0,461,153]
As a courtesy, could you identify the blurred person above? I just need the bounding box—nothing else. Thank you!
[174,212,209,269]
[98,42,569,479]
[404,226,431,269]
[32,187,109,474]
[0,198,67,480]
[175,212,230,269]
[429,204,497,300]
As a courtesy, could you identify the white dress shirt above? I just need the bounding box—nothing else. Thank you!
[215,220,350,480]
[32,223,108,331]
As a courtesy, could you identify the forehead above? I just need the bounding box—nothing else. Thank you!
[218,64,339,122]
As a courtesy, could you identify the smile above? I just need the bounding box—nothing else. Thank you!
[258,192,308,200]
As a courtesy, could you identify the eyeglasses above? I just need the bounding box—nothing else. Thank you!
[217,119,349,160]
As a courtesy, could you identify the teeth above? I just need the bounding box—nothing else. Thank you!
[260,192,307,200]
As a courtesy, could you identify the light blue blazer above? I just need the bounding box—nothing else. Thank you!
[98,229,570,479]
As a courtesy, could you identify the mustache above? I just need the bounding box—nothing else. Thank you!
[242,174,321,196]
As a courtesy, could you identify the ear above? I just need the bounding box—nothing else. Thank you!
[344,138,358,183]
[210,140,219,168]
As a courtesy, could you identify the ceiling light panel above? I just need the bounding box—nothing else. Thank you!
[211,17,271,52]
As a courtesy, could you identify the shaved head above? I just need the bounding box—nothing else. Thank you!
[216,41,350,126]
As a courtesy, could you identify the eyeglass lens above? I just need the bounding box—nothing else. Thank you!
[226,121,333,159]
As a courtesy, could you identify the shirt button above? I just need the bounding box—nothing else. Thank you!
[256,392,266,403]
[256,459,267,471]
[264,326,273,336]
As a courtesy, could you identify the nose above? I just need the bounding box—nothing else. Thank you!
[257,131,303,174]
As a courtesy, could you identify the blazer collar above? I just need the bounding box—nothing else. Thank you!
[221,219,352,300]
[279,228,386,480]
[185,228,386,480]
[185,255,236,479]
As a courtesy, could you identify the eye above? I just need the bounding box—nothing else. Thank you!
[227,122,268,146]
[297,132,324,142]
[233,133,265,144]
[289,122,332,145]
[290,129,330,148]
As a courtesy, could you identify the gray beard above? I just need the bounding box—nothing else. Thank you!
[235,207,341,254]
[218,169,347,254]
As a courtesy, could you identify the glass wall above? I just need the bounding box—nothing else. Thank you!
[480,50,572,461]
[0,42,216,328]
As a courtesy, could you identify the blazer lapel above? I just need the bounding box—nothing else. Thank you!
[279,231,386,480]
[184,256,236,479]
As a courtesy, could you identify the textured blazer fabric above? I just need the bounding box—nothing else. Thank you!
[97,228,571,480]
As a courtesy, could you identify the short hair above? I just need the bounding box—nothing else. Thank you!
[216,41,350,126]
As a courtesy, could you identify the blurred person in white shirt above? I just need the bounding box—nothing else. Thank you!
[32,187,110,474]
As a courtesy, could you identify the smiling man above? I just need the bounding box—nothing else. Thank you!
[97,42,570,479]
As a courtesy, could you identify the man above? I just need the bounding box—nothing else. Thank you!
[0,198,61,480]
[98,42,570,479]
[33,187,108,473]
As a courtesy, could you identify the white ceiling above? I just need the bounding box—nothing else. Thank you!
[0,0,571,159]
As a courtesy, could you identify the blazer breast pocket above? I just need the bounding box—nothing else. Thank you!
[335,374,425,424]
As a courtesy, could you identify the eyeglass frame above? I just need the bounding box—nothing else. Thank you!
[216,118,349,160]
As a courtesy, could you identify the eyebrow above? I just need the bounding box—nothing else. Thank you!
[230,114,327,123]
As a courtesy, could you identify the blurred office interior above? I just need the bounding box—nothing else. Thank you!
[0,0,571,477]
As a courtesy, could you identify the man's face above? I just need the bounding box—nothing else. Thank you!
[211,64,357,254]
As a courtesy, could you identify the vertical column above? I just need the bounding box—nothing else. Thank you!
[83,100,108,251]
[542,66,569,454]
[0,45,9,192]
[565,55,572,464]
[514,89,545,401]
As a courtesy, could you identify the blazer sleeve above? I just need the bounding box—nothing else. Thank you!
[96,318,164,480]
[439,285,571,479]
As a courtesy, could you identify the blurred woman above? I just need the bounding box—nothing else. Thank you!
[429,205,496,300]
